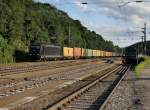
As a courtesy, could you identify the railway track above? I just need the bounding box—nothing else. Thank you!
[2,63,120,110]
[98,66,131,110]
[1,64,120,110]
[46,65,130,110]
[0,62,109,98]
[0,59,100,76]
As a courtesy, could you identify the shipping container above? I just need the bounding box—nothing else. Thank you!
[96,50,99,57]
[103,51,106,57]
[63,47,73,57]
[110,52,112,57]
[109,52,111,57]
[112,52,116,57]
[87,49,93,57]
[108,52,110,57]
[105,52,112,57]
[81,48,85,56]
[96,50,98,57]
[102,51,105,57]
[85,49,88,56]
[93,50,97,57]
[82,48,88,57]
[100,50,103,57]
[106,52,109,57]
[95,50,98,57]
[100,51,103,57]
[105,52,108,57]
[107,52,109,56]
[108,52,110,56]
[74,47,82,58]
[97,50,100,57]
[82,48,89,57]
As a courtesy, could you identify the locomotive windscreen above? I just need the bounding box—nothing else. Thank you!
[30,45,41,54]
[125,48,137,56]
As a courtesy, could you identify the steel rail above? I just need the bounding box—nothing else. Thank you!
[99,65,130,110]
[0,62,108,98]
[46,66,123,110]
[0,60,100,76]
[0,64,119,110]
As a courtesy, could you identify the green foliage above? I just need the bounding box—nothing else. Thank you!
[135,57,150,77]
[0,34,14,63]
[0,0,121,63]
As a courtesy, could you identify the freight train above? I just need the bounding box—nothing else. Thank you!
[29,43,118,61]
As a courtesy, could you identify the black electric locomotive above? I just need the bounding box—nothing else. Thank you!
[124,46,138,64]
[29,44,63,60]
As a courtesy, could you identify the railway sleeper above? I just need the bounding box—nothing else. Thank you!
[63,105,99,110]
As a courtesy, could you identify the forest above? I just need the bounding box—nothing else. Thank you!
[0,0,121,63]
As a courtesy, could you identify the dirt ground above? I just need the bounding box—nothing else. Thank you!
[131,66,150,110]
[0,60,115,109]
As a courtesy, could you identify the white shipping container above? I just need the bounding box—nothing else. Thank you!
[87,49,93,57]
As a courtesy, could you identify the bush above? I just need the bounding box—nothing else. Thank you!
[0,34,14,64]
[135,57,150,77]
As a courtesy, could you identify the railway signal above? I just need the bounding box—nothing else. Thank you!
[141,23,147,55]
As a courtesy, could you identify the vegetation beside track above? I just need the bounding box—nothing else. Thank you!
[135,57,150,76]
[0,0,122,64]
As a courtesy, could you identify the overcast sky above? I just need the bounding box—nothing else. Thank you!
[35,0,150,47]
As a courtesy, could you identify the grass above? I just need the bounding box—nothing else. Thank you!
[134,57,150,77]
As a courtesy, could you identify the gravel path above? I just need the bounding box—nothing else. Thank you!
[131,66,150,110]
[103,65,150,110]
[104,69,134,110]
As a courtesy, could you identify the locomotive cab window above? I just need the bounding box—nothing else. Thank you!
[30,45,41,54]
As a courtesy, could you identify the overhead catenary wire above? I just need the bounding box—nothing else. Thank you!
[48,0,150,5]
[40,0,150,44]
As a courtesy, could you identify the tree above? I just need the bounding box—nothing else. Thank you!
[0,0,122,63]
[0,34,14,63]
